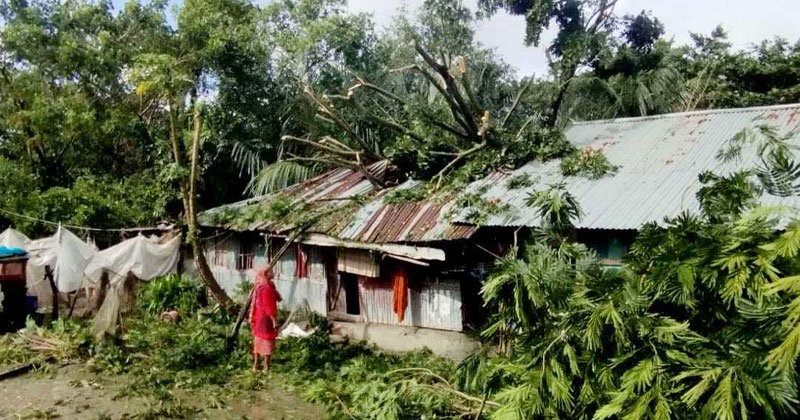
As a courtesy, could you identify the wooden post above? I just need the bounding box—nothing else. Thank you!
[45,265,58,321]
[92,270,109,313]
[67,290,79,318]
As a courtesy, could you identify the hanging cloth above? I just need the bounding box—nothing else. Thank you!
[392,265,408,322]
[295,244,308,278]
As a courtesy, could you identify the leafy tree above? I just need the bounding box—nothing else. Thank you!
[239,0,381,195]
[0,0,172,187]
[478,0,618,127]
[0,0,175,237]
[682,28,800,110]
[129,0,269,309]
[565,11,686,119]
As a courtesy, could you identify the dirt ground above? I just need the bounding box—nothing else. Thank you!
[0,364,324,420]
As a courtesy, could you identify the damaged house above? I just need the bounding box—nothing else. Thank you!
[198,103,800,356]
[198,163,507,357]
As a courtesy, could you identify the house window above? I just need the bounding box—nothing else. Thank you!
[213,236,229,268]
[237,238,255,270]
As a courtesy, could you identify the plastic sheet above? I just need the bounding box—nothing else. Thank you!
[54,226,97,293]
[0,228,52,310]
[85,234,181,286]
[0,228,30,248]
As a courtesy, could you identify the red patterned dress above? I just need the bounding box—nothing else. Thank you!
[250,271,281,356]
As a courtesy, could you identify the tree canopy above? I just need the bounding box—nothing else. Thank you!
[0,0,797,236]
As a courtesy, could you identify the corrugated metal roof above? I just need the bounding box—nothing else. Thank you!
[199,170,476,244]
[457,103,800,229]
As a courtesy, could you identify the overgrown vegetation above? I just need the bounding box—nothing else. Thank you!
[0,275,461,419]
[2,0,800,418]
[457,126,800,420]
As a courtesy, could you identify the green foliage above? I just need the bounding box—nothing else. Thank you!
[138,274,204,315]
[451,185,513,226]
[383,182,431,204]
[683,34,800,109]
[506,173,534,190]
[0,318,93,367]
[245,161,318,196]
[467,126,800,420]
[526,183,582,239]
[560,147,617,179]
[2,276,463,419]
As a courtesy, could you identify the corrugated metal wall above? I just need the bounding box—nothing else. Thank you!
[273,245,327,315]
[203,235,328,315]
[201,234,464,331]
[359,276,463,331]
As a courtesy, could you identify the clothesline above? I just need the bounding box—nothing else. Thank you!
[0,207,169,233]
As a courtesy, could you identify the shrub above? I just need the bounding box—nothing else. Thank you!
[138,274,203,315]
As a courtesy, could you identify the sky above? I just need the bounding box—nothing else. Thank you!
[347,0,800,77]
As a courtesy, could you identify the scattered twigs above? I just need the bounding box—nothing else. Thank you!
[384,367,501,416]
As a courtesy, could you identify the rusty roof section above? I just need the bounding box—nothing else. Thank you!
[198,166,477,244]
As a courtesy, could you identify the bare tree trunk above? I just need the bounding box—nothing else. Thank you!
[188,106,235,311]
[168,101,234,311]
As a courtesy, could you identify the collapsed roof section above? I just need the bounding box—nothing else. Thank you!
[198,163,477,245]
[201,103,800,239]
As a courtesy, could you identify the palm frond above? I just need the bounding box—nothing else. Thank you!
[245,161,317,197]
[230,140,270,176]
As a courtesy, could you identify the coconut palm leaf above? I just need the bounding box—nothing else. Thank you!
[245,161,318,197]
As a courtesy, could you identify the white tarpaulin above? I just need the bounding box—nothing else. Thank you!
[0,228,31,248]
[25,235,59,308]
[85,234,181,285]
[90,234,180,339]
[54,226,97,293]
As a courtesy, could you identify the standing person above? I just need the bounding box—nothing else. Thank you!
[250,266,282,373]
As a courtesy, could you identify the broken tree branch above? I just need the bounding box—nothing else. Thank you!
[434,140,486,190]
[500,79,532,129]
[354,80,469,139]
[303,85,381,161]
[415,44,480,137]
[394,63,474,136]
[282,135,359,157]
